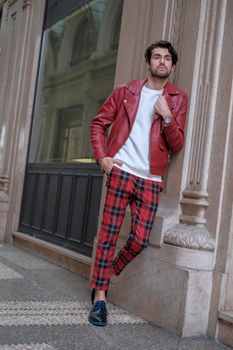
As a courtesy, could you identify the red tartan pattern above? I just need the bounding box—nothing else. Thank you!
[90,167,162,290]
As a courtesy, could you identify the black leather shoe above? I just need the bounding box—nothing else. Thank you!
[88,301,108,327]
[91,289,108,305]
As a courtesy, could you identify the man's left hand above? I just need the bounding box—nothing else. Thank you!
[154,95,172,120]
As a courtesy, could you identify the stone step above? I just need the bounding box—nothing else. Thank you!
[12,231,91,280]
[218,310,233,348]
[219,310,233,324]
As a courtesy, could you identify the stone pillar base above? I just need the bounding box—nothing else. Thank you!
[218,316,233,348]
[164,223,215,251]
[108,243,213,337]
[0,202,9,242]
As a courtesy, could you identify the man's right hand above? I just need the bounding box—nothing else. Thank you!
[99,157,123,175]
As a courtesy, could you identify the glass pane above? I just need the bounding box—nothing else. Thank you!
[29,0,123,163]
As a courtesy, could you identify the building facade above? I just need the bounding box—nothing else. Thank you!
[0,0,233,346]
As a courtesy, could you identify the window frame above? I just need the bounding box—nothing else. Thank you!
[44,0,88,29]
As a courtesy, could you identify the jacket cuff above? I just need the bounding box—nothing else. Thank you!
[97,157,104,165]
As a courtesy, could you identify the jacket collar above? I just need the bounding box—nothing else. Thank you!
[126,79,180,96]
[125,79,147,95]
[163,81,180,95]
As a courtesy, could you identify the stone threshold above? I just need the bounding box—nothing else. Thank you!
[12,231,91,280]
[219,310,233,324]
[218,310,233,348]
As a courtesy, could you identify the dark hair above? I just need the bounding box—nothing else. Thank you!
[144,40,178,66]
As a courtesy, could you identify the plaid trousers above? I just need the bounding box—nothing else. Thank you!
[90,166,162,291]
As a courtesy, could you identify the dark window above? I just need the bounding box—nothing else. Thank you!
[29,0,124,164]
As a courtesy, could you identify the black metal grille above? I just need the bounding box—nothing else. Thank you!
[19,163,103,257]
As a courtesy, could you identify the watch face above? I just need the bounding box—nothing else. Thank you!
[164,116,172,124]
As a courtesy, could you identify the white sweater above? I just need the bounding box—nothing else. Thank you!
[114,85,163,181]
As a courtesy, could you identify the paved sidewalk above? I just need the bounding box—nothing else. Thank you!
[0,243,231,350]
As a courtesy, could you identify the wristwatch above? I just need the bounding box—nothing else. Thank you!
[163,115,172,125]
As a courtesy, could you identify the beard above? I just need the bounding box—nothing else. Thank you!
[149,66,171,79]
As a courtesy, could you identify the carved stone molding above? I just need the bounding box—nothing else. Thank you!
[0,175,10,203]
[180,189,209,224]
[22,0,31,9]
[5,0,17,21]
[0,190,9,202]
[0,0,7,7]
[10,9,16,19]
[169,0,184,51]
[164,223,215,251]
[7,0,17,6]
[0,175,10,191]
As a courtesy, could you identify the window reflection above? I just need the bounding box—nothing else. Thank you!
[29,0,123,163]
[71,13,96,65]
[55,105,84,162]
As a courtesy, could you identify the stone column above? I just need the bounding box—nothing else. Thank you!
[0,0,46,241]
[0,1,8,200]
[164,0,227,251]
[0,0,33,191]
[0,0,12,239]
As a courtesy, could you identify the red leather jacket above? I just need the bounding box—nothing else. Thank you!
[90,79,188,176]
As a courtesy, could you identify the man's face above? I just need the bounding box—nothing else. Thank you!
[147,47,174,79]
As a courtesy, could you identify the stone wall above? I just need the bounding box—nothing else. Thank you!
[0,0,233,343]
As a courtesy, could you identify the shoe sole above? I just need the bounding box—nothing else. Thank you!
[88,318,107,327]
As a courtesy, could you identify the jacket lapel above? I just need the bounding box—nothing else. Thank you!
[122,80,177,129]
[163,93,175,112]
[163,81,179,112]
[123,79,147,129]
[123,94,141,129]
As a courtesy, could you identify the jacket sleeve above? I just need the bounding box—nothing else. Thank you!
[163,94,188,152]
[90,86,122,162]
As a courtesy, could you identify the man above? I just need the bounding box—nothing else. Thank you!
[88,40,188,326]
